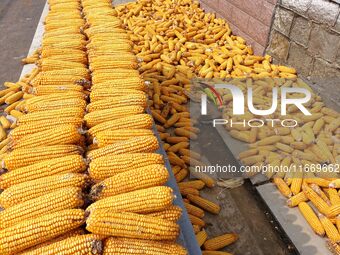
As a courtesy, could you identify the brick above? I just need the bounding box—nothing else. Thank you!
[230,6,250,33]
[273,7,294,36]
[260,1,276,26]
[281,0,312,14]
[287,43,313,76]
[226,0,246,10]
[290,16,312,47]
[247,16,270,45]
[308,24,340,63]
[218,0,234,20]
[266,30,290,60]
[239,0,265,20]
[307,0,339,26]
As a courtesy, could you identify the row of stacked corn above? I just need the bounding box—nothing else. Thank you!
[0,0,191,254]
[113,0,340,254]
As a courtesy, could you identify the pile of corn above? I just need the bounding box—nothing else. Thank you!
[0,0,191,254]
[114,0,340,253]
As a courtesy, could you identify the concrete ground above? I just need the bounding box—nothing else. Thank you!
[0,1,298,254]
[0,0,46,87]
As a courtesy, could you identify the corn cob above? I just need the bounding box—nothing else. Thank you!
[287,192,308,207]
[0,187,83,229]
[90,78,146,91]
[40,48,85,58]
[25,98,86,112]
[0,209,85,255]
[88,153,164,181]
[22,228,86,253]
[298,202,325,236]
[327,239,340,255]
[94,129,153,147]
[196,230,208,247]
[102,237,187,255]
[87,186,174,214]
[86,42,131,53]
[19,234,103,255]
[87,136,159,160]
[41,40,87,50]
[86,210,179,241]
[0,173,87,208]
[90,60,137,70]
[3,145,83,170]
[184,202,205,218]
[188,214,205,227]
[87,95,147,112]
[327,188,340,206]
[25,93,86,106]
[91,72,141,84]
[40,59,86,71]
[84,106,145,128]
[88,54,136,64]
[10,118,83,139]
[178,180,206,190]
[319,213,340,242]
[84,26,126,37]
[32,75,88,87]
[32,85,85,96]
[90,164,169,200]
[203,233,239,250]
[17,107,85,124]
[303,185,330,215]
[42,54,88,65]
[0,116,11,129]
[147,205,182,222]
[9,125,82,149]
[187,194,221,214]
[0,155,86,189]
[89,88,145,102]
[88,114,153,136]
[5,91,23,105]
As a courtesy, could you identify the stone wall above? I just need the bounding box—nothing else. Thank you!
[266,0,340,108]
[199,0,277,55]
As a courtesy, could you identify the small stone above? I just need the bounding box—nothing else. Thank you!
[273,7,294,36]
[307,0,339,26]
[266,30,290,61]
[311,58,340,79]
[290,16,312,47]
[287,43,313,76]
[308,24,340,63]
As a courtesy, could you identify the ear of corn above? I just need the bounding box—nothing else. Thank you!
[203,233,239,251]
[20,234,103,255]
[88,114,153,136]
[86,136,159,160]
[9,125,82,149]
[147,205,182,222]
[0,155,86,189]
[0,187,83,229]
[298,202,325,236]
[86,94,147,112]
[0,209,85,255]
[86,210,179,241]
[87,186,174,214]
[88,153,164,181]
[3,145,83,170]
[84,106,145,128]
[0,173,87,208]
[89,164,169,200]
[187,194,221,215]
[196,230,208,247]
[102,237,187,255]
